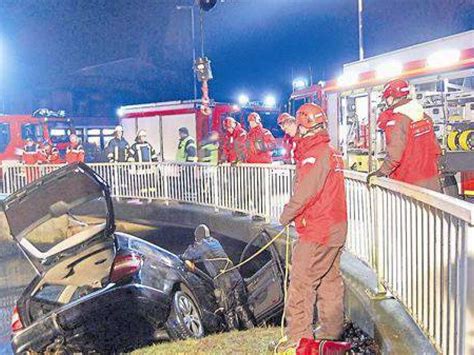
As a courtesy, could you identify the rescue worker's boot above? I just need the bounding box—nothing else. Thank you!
[268,336,298,354]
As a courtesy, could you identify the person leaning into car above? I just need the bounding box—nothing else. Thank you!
[181,224,254,330]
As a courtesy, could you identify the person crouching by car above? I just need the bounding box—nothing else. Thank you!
[181,224,255,330]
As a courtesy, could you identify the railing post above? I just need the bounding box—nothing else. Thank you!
[163,163,170,205]
[264,167,271,223]
[464,222,474,354]
[213,165,219,212]
[367,184,388,299]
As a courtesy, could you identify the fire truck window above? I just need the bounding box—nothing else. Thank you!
[22,124,43,141]
[102,129,115,135]
[0,123,11,153]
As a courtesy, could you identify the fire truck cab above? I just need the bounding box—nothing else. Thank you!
[0,110,73,163]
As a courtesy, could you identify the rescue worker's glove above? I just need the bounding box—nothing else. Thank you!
[367,170,385,187]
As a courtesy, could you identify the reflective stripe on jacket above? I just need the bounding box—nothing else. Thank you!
[377,99,441,191]
[280,130,347,246]
[200,142,219,164]
[176,136,197,162]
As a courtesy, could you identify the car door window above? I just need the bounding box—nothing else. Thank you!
[0,123,10,152]
[239,232,273,280]
[239,231,284,321]
[22,123,43,141]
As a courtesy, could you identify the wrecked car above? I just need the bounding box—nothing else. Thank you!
[5,163,286,353]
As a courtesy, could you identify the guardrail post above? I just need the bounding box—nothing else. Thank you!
[367,184,388,299]
[163,164,170,205]
[213,165,220,212]
[465,223,474,354]
[264,167,271,223]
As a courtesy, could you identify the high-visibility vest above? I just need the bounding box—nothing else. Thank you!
[200,142,218,164]
[176,136,197,162]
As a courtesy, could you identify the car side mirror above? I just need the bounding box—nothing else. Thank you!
[49,201,70,217]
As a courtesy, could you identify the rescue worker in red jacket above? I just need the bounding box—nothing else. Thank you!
[246,112,276,164]
[22,138,40,165]
[367,79,442,192]
[38,141,61,164]
[277,112,298,164]
[65,134,85,164]
[221,117,247,163]
[275,103,347,352]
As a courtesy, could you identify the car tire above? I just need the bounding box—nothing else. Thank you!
[165,290,204,340]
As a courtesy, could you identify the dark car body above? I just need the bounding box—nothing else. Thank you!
[4,163,285,353]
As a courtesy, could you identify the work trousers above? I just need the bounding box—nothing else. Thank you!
[286,240,344,342]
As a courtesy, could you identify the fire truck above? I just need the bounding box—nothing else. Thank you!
[118,100,285,161]
[290,30,474,197]
[0,109,73,163]
[118,100,236,161]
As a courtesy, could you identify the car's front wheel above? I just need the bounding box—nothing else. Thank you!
[166,290,204,340]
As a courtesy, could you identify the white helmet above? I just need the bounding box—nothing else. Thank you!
[115,125,124,132]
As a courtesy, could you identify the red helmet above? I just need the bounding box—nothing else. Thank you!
[382,79,410,99]
[223,116,236,129]
[277,113,295,125]
[247,112,261,123]
[296,103,327,128]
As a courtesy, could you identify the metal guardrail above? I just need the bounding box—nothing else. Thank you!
[1,162,473,354]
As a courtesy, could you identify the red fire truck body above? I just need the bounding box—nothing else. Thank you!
[0,114,72,162]
[119,100,236,161]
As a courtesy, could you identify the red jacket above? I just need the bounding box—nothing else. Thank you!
[377,99,441,191]
[282,134,296,164]
[246,124,276,164]
[280,130,347,246]
[222,123,247,163]
[22,144,39,164]
[38,147,61,164]
[65,143,85,164]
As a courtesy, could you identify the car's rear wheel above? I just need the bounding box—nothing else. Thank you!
[166,290,204,340]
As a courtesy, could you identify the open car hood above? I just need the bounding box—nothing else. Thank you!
[1,163,115,274]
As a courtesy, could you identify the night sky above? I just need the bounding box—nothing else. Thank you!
[0,0,473,111]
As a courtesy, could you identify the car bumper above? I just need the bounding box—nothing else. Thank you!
[12,283,170,354]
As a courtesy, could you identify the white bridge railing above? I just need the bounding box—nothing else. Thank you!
[1,162,473,354]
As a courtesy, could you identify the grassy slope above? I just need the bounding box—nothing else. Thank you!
[134,327,282,355]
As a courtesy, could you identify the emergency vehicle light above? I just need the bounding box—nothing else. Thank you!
[293,78,307,90]
[337,72,358,87]
[427,49,460,68]
[264,95,276,107]
[116,107,125,118]
[376,61,402,79]
[238,94,250,106]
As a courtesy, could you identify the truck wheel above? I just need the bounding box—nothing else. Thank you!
[166,291,204,340]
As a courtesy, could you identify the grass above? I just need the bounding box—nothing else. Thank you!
[134,326,282,355]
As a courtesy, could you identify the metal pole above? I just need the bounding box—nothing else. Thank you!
[177,5,197,100]
[358,0,364,61]
[191,7,197,100]
[199,8,205,57]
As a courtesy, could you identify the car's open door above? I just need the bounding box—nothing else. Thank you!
[239,231,284,322]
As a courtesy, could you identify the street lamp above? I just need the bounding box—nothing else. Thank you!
[176,5,197,100]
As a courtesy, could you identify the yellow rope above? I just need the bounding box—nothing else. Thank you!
[213,227,288,280]
[193,226,293,354]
